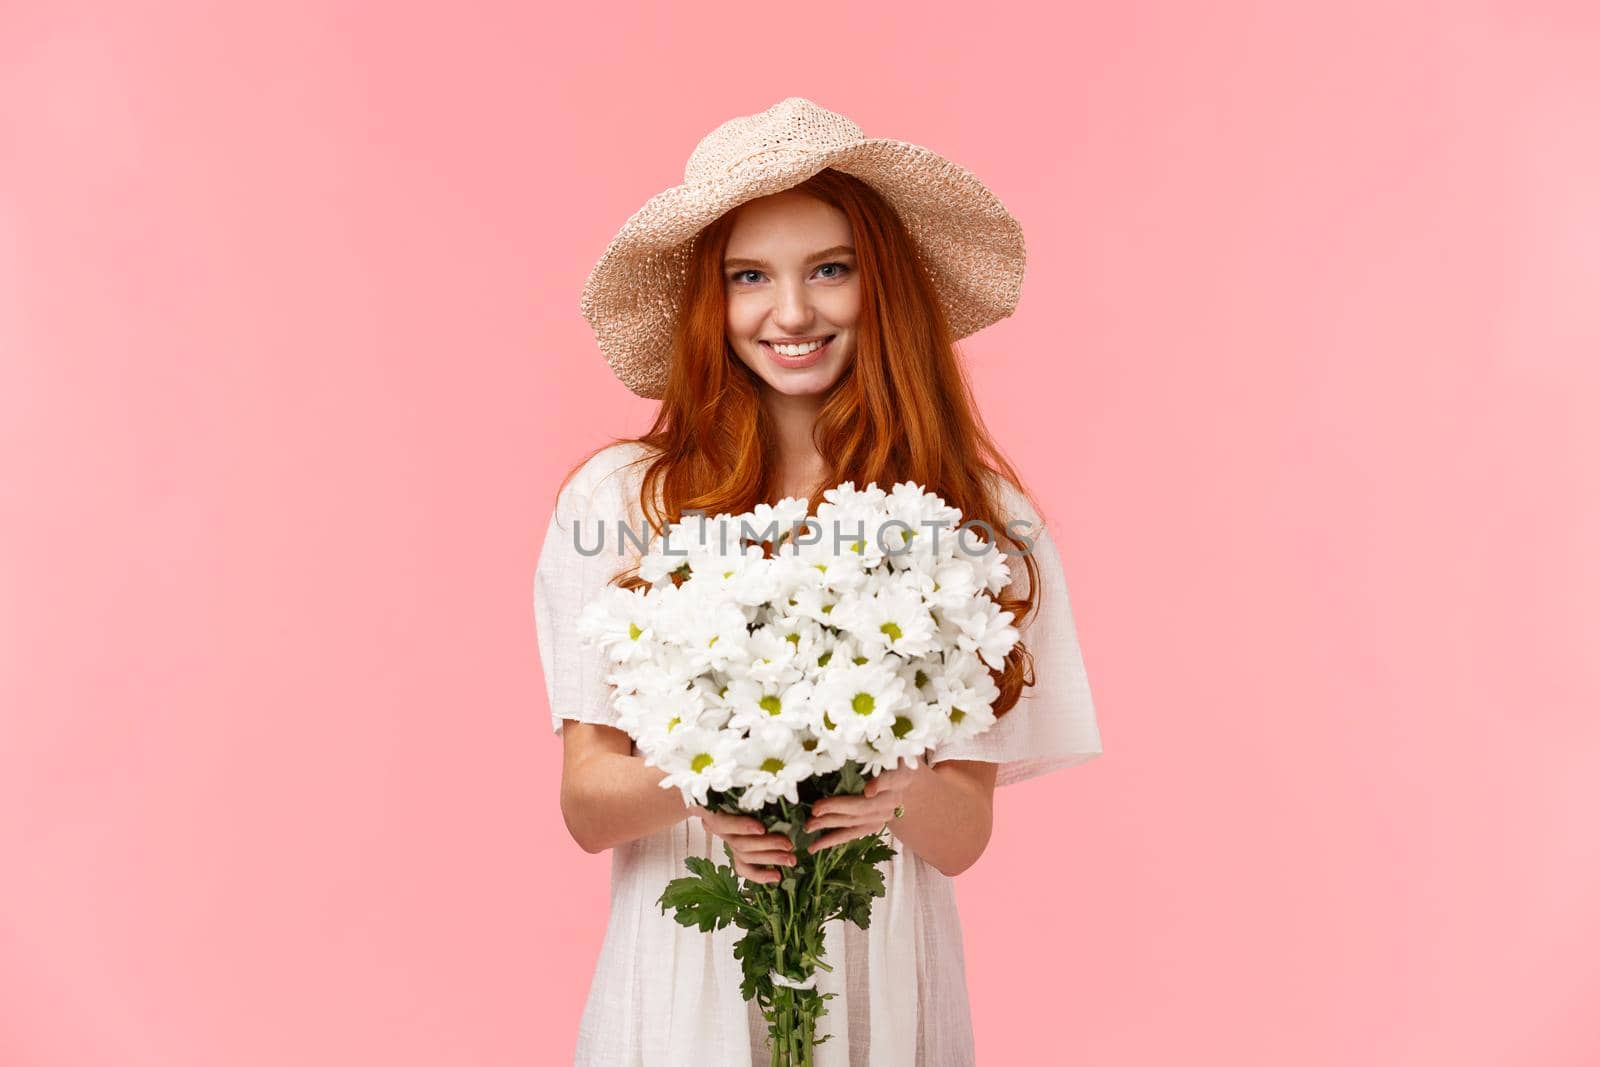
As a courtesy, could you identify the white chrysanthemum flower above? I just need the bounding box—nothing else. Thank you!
[951,596,1021,670]
[962,534,1013,596]
[663,513,769,580]
[801,732,845,775]
[657,726,741,806]
[661,594,754,674]
[639,541,691,585]
[732,724,816,809]
[812,659,910,745]
[922,557,981,609]
[656,514,760,588]
[706,547,787,607]
[762,614,828,671]
[862,698,942,774]
[576,587,658,665]
[736,624,809,689]
[814,496,890,568]
[896,657,941,701]
[820,480,888,511]
[880,483,960,568]
[723,677,816,733]
[931,650,1002,742]
[605,639,696,692]
[743,498,812,550]
[830,576,939,660]
[784,582,839,630]
[782,536,872,593]
[810,633,861,676]
[631,685,714,759]
[639,514,714,582]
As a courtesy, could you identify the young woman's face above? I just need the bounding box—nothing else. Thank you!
[723,191,860,398]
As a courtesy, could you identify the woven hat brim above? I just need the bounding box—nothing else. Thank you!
[580,137,1026,400]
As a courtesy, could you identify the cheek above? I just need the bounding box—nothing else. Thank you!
[725,295,762,338]
[824,285,862,327]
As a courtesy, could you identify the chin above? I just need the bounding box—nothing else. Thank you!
[766,367,844,396]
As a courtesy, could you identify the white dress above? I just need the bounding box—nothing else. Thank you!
[533,442,1102,1066]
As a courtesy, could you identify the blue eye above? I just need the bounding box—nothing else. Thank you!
[726,263,852,285]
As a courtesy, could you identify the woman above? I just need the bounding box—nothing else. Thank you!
[533,97,1102,1066]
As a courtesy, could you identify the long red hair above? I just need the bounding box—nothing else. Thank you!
[559,168,1045,718]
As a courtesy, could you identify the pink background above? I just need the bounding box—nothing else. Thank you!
[3,2,1597,1064]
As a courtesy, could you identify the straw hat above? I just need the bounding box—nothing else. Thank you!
[578,96,1027,399]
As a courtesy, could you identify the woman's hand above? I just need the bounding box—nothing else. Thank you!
[689,805,797,885]
[802,767,918,853]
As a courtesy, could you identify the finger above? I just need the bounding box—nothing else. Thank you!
[737,847,796,868]
[736,839,796,862]
[753,854,790,875]
[705,812,766,835]
[809,826,874,852]
[734,857,780,884]
[810,796,873,817]
[866,784,908,807]
[809,801,895,828]
[865,769,912,797]
[812,795,875,816]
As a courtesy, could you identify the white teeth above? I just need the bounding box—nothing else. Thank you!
[767,337,828,356]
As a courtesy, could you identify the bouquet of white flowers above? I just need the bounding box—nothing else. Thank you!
[576,480,1020,1065]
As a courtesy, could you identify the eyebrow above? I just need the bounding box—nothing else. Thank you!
[723,245,857,271]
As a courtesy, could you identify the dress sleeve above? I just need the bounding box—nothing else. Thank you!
[532,447,639,736]
[928,491,1103,787]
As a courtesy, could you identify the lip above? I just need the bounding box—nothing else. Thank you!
[760,334,836,369]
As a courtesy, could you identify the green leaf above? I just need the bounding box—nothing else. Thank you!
[835,760,866,795]
[657,855,756,932]
[733,925,777,1004]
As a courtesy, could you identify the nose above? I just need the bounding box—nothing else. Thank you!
[771,277,815,333]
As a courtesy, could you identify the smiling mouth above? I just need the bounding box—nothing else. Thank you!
[760,335,836,357]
